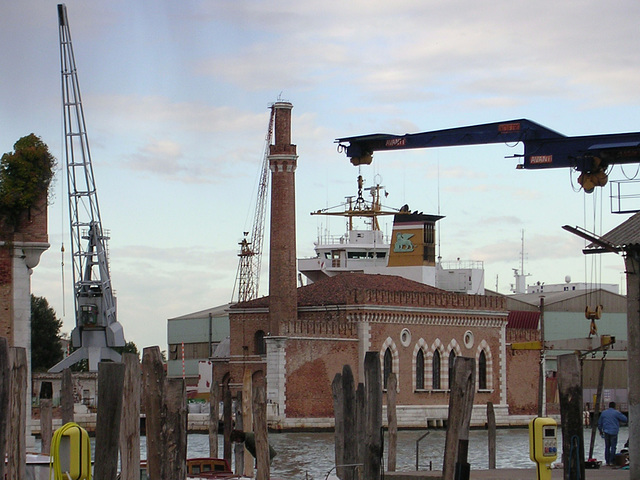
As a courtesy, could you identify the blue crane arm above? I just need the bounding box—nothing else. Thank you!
[336,119,640,175]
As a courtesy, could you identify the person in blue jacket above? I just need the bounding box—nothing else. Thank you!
[598,402,628,466]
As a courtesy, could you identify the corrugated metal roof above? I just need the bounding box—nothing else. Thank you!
[591,211,640,249]
[506,310,540,329]
[508,288,624,307]
[168,303,233,321]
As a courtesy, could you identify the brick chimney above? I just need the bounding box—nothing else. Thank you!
[268,102,297,336]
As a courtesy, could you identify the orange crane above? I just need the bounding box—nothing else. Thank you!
[232,106,275,303]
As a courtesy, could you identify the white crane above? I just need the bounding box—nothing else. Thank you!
[49,4,126,372]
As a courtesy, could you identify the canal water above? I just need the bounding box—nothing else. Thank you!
[177,426,628,479]
[42,426,624,479]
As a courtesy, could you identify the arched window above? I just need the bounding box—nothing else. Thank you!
[478,350,487,390]
[448,351,456,388]
[383,348,393,390]
[432,350,441,390]
[416,349,425,390]
[254,330,266,356]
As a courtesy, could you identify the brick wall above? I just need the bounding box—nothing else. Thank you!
[284,338,357,418]
[506,327,540,415]
[0,248,12,342]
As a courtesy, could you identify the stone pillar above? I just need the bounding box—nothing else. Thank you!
[268,102,298,338]
[265,336,286,424]
[0,190,50,446]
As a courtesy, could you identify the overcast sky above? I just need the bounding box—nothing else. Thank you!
[3,1,640,353]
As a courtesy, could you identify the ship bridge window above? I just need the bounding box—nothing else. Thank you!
[348,251,368,259]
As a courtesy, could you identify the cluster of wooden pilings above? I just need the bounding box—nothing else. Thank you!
[333,351,600,480]
[333,353,499,480]
[0,339,275,480]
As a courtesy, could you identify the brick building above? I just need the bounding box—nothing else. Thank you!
[208,101,542,429]
[0,189,49,350]
[214,272,524,429]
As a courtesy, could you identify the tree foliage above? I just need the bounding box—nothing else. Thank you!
[31,295,64,372]
[0,134,56,228]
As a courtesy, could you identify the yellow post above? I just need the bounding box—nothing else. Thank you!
[529,417,557,480]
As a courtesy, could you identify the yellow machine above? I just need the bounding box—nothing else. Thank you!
[529,417,558,480]
[50,422,92,480]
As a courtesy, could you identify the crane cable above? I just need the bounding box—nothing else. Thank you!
[583,186,604,336]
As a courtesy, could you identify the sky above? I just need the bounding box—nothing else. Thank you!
[3,0,640,353]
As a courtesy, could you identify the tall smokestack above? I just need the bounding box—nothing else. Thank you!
[268,102,297,336]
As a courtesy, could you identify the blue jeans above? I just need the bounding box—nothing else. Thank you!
[604,433,618,465]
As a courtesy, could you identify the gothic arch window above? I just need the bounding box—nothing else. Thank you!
[432,349,441,390]
[448,350,456,389]
[380,337,399,392]
[254,330,266,356]
[476,341,493,391]
[416,349,425,390]
[478,350,487,390]
[383,347,393,390]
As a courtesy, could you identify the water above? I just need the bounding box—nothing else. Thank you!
[182,426,628,479]
[37,426,625,479]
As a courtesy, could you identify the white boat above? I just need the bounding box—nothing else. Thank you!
[298,176,485,294]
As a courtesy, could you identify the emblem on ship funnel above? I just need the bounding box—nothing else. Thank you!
[393,233,414,252]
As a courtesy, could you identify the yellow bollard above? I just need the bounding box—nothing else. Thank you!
[50,422,92,480]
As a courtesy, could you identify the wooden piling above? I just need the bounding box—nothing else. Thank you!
[387,372,398,472]
[356,382,365,471]
[142,346,165,480]
[364,352,382,480]
[242,368,254,477]
[94,362,125,480]
[332,372,345,479]
[61,367,74,424]
[442,356,475,480]
[209,379,219,458]
[39,381,53,454]
[557,353,585,480]
[165,377,187,480]
[120,353,141,480]
[253,371,269,480]
[234,391,244,475]
[487,402,496,470]
[7,347,26,480]
[223,384,232,464]
[588,355,606,460]
[0,338,9,480]
[342,365,357,480]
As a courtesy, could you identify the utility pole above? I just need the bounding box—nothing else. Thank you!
[538,296,546,417]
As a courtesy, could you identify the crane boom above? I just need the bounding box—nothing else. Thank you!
[337,119,640,192]
[233,105,275,303]
[50,4,125,372]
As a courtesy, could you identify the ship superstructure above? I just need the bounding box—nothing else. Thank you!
[298,176,485,294]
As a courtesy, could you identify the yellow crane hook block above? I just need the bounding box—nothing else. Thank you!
[50,422,92,480]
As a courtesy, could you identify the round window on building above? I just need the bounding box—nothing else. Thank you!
[463,330,474,349]
[400,328,412,347]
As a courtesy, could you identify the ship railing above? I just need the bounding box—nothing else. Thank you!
[438,259,484,270]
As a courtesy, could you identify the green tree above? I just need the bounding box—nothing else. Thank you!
[114,341,140,358]
[31,295,64,372]
[0,134,56,229]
